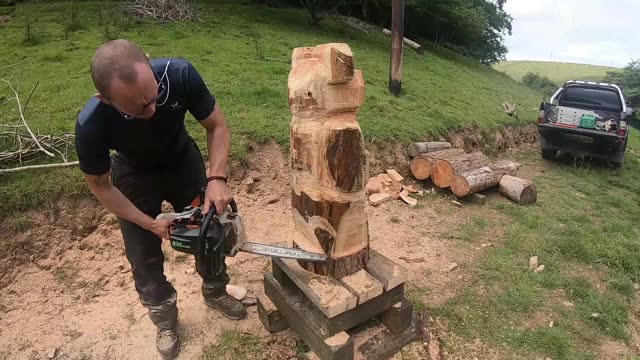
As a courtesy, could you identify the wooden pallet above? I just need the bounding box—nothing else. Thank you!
[260,249,418,360]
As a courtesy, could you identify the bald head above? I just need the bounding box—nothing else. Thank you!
[90,39,150,98]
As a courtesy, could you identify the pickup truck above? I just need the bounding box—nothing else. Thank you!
[537,80,633,168]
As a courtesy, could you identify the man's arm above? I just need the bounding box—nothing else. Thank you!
[199,102,232,215]
[83,172,171,238]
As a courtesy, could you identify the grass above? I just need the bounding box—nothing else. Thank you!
[494,60,618,85]
[434,128,640,359]
[199,330,261,360]
[0,1,541,217]
[53,262,79,287]
[406,282,429,312]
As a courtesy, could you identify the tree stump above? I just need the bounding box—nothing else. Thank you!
[288,43,369,279]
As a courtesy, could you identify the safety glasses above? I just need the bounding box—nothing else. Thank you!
[112,59,172,120]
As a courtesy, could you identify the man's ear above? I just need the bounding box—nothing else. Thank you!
[95,93,111,105]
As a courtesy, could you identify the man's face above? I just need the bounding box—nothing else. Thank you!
[107,62,158,120]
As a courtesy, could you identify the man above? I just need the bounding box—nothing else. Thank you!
[75,39,246,359]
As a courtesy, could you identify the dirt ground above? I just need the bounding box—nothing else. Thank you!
[0,141,627,360]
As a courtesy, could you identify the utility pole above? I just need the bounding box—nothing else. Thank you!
[388,0,404,95]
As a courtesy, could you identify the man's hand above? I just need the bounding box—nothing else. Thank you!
[147,217,173,239]
[203,180,232,215]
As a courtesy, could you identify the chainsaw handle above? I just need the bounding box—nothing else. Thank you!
[206,198,238,216]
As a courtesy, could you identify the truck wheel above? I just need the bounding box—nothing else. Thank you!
[541,149,556,160]
[609,139,627,169]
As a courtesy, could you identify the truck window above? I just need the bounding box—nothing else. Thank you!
[559,86,622,112]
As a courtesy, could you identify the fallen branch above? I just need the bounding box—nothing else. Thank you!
[0,161,79,174]
[382,28,425,54]
[1,79,54,157]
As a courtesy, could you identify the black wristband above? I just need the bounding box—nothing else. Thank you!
[207,176,227,183]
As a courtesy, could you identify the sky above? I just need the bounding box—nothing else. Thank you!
[503,0,640,68]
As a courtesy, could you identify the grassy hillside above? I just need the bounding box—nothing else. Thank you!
[0,1,542,214]
[495,60,618,85]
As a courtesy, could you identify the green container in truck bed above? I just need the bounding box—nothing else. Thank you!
[580,114,596,129]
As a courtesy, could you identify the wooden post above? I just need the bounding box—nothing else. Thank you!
[388,0,404,95]
[288,43,369,279]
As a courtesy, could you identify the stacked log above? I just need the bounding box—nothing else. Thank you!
[450,160,519,197]
[409,148,464,180]
[407,141,452,157]
[431,152,491,188]
[406,140,537,204]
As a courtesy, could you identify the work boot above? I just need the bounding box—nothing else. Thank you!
[156,327,180,359]
[204,293,247,320]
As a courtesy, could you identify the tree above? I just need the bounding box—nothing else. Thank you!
[521,72,558,96]
[605,60,640,109]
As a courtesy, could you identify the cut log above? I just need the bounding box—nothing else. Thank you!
[450,161,519,197]
[432,152,491,188]
[409,148,464,180]
[407,142,452,158]
[382,28,425,54]
[289,43,370,279]
[499,175,537,205]
[409,155,431,180]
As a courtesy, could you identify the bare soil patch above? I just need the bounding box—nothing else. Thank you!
[6,131,632,360]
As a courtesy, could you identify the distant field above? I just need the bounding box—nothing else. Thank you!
[495,60,619,85]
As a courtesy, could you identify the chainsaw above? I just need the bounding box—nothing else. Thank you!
[156,188,327,278]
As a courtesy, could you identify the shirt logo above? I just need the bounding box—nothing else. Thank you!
[170,101,182,110]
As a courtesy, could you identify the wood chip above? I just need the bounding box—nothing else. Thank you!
[451,200,462,207]
[226,284,247,301]
[528,256,539,270]
[386,169,404,183]
[325,332,350,347]
[534,265,545,273]
[399,256,425,263]
[399,189,417,206]
[366,176,384,194]
[381,189,400,200]
[266,196,280,205]
[379,173,392,185]
[549,321,554,328]
[369,193,392,205]
[402,184,418,193]
[241,297,258,306]
[447,262,459,272]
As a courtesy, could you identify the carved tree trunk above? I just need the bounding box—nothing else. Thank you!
[288,43,369,279]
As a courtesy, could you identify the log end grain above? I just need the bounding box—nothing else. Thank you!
[409,155,432,180]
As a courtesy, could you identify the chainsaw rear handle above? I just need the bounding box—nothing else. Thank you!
[206,199,238,216]
[199,186,238,215]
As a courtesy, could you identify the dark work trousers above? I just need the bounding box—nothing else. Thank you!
[111,138,230,330]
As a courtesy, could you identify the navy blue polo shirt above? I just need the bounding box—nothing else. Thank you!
[75,57,215,175]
